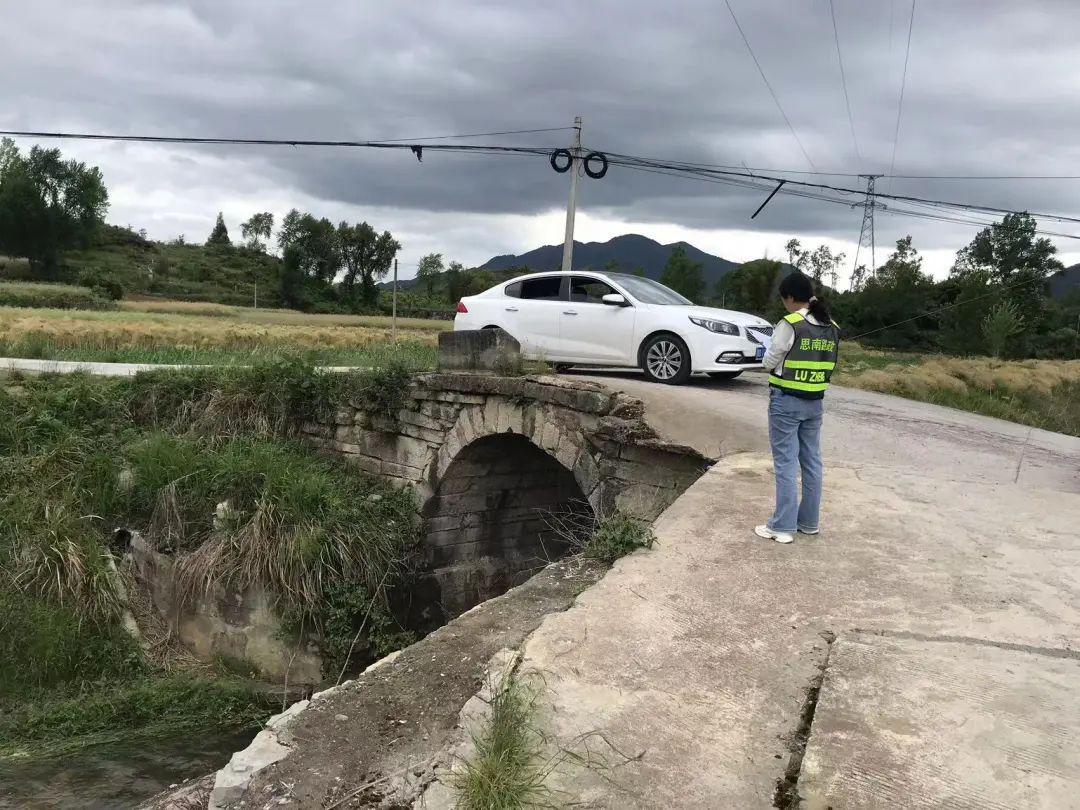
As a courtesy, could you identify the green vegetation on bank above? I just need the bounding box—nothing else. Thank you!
[0,676,275,759]
[0,280,113,310]
[0,361,421,755]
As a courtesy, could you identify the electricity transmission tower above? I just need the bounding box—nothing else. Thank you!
[850,173,883,290]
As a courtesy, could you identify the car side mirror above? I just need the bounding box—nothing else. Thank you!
[602,293,629,307]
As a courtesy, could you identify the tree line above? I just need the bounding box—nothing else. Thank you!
[714,215,1078,360]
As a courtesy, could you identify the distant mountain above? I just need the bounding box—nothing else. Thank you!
[1049,263,1080,299]
[481,234,739,288]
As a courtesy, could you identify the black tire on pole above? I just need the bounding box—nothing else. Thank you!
[550,149,573,173]
[583,151,608,179]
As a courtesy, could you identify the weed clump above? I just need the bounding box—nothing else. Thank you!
[453,674,550,810]
[542,506,656,564]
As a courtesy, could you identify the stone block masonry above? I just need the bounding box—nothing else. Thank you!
[437,327,521,373]
[302,373,711,623]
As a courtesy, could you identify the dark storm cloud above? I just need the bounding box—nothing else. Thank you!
[3,0,1080,251]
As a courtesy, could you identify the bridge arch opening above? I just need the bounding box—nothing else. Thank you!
[408,433,592,633]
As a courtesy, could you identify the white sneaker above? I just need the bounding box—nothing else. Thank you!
[755,525,794,544]
[798,527,819,536]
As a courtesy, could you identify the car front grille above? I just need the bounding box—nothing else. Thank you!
[747,326,773,345]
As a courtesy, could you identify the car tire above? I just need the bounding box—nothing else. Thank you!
[640,334,692,385]
[707,371,743,380]
[552,363,573,373]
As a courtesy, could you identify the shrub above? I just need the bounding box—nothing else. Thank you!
[0,280,113,310]
[542,507,657,564]
[982,300,1025,358]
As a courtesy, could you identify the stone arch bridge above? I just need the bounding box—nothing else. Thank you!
[302,373,709,624]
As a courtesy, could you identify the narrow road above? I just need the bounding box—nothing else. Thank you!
[513,370,1080,808]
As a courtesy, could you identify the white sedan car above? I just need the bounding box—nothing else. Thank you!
[454,271,773,384]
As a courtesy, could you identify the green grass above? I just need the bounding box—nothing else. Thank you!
[62,231,286,307]
[0,675,273,760]
[584,513,656,563]
[0,362,422,739]
[0,281,112,311]
[0,334,438,368]
[453,674,551,810]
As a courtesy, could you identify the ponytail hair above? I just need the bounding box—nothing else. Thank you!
[779,272,832,323]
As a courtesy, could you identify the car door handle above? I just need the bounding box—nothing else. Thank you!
[505,307,518,312]
[563,310,578,316]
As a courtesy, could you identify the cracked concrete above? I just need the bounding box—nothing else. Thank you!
[501,372,1080,808]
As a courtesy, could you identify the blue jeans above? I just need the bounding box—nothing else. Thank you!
[767,388,824,533]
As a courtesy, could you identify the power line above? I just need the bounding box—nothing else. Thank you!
[603,151,1080,226]
[723,0,818,171]
[367,126,574,142]
[829,0,862,165]
[888,0,916,180]
[9,126,1080,237]
[10,127,1078,182]
[0,129,558,157]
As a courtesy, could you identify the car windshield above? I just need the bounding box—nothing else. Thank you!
[609,274,693,306]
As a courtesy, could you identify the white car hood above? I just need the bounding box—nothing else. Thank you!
[658,305,773,329]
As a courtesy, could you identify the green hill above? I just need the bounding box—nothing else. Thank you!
[56,226,284,307]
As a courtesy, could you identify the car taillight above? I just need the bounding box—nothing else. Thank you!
[456,301,468,313]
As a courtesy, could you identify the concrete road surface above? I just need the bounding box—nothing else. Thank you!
[510,370,1080,808]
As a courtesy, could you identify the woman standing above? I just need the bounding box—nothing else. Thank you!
[755,273,840,545]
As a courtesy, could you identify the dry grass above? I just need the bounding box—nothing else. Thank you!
[840,353,1080,436]
[0,307,442,349]
[118,298,450,331]
[0,305,443,366]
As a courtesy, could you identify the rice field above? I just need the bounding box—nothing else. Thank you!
[0,302,446,367]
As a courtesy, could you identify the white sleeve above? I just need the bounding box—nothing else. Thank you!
[762,320,793,372]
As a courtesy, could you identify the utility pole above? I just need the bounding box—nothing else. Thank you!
[850,174,883,288]
[392,258,398,341]
[560,116,583,273]
[253,280,257,310]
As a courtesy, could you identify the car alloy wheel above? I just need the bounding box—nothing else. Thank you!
[646,340,683,381]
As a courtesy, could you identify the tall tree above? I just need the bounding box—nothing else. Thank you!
[785,238,806,271]
[416,252,445,298]
[806,245,845,286]
[715,259,784,317]
[445,260,467,304]
[337,221,400,305]
[240,212,273,251]
[277,210,340,284]
[206,212,231,247]
[660,246,705,302]
[952,212,1062,332]
[0,138,109,277]
[848,236,938,350]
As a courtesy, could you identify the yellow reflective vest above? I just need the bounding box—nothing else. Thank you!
[768,312,840,400]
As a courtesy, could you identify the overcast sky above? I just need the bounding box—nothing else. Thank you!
[3,0,1079,281]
